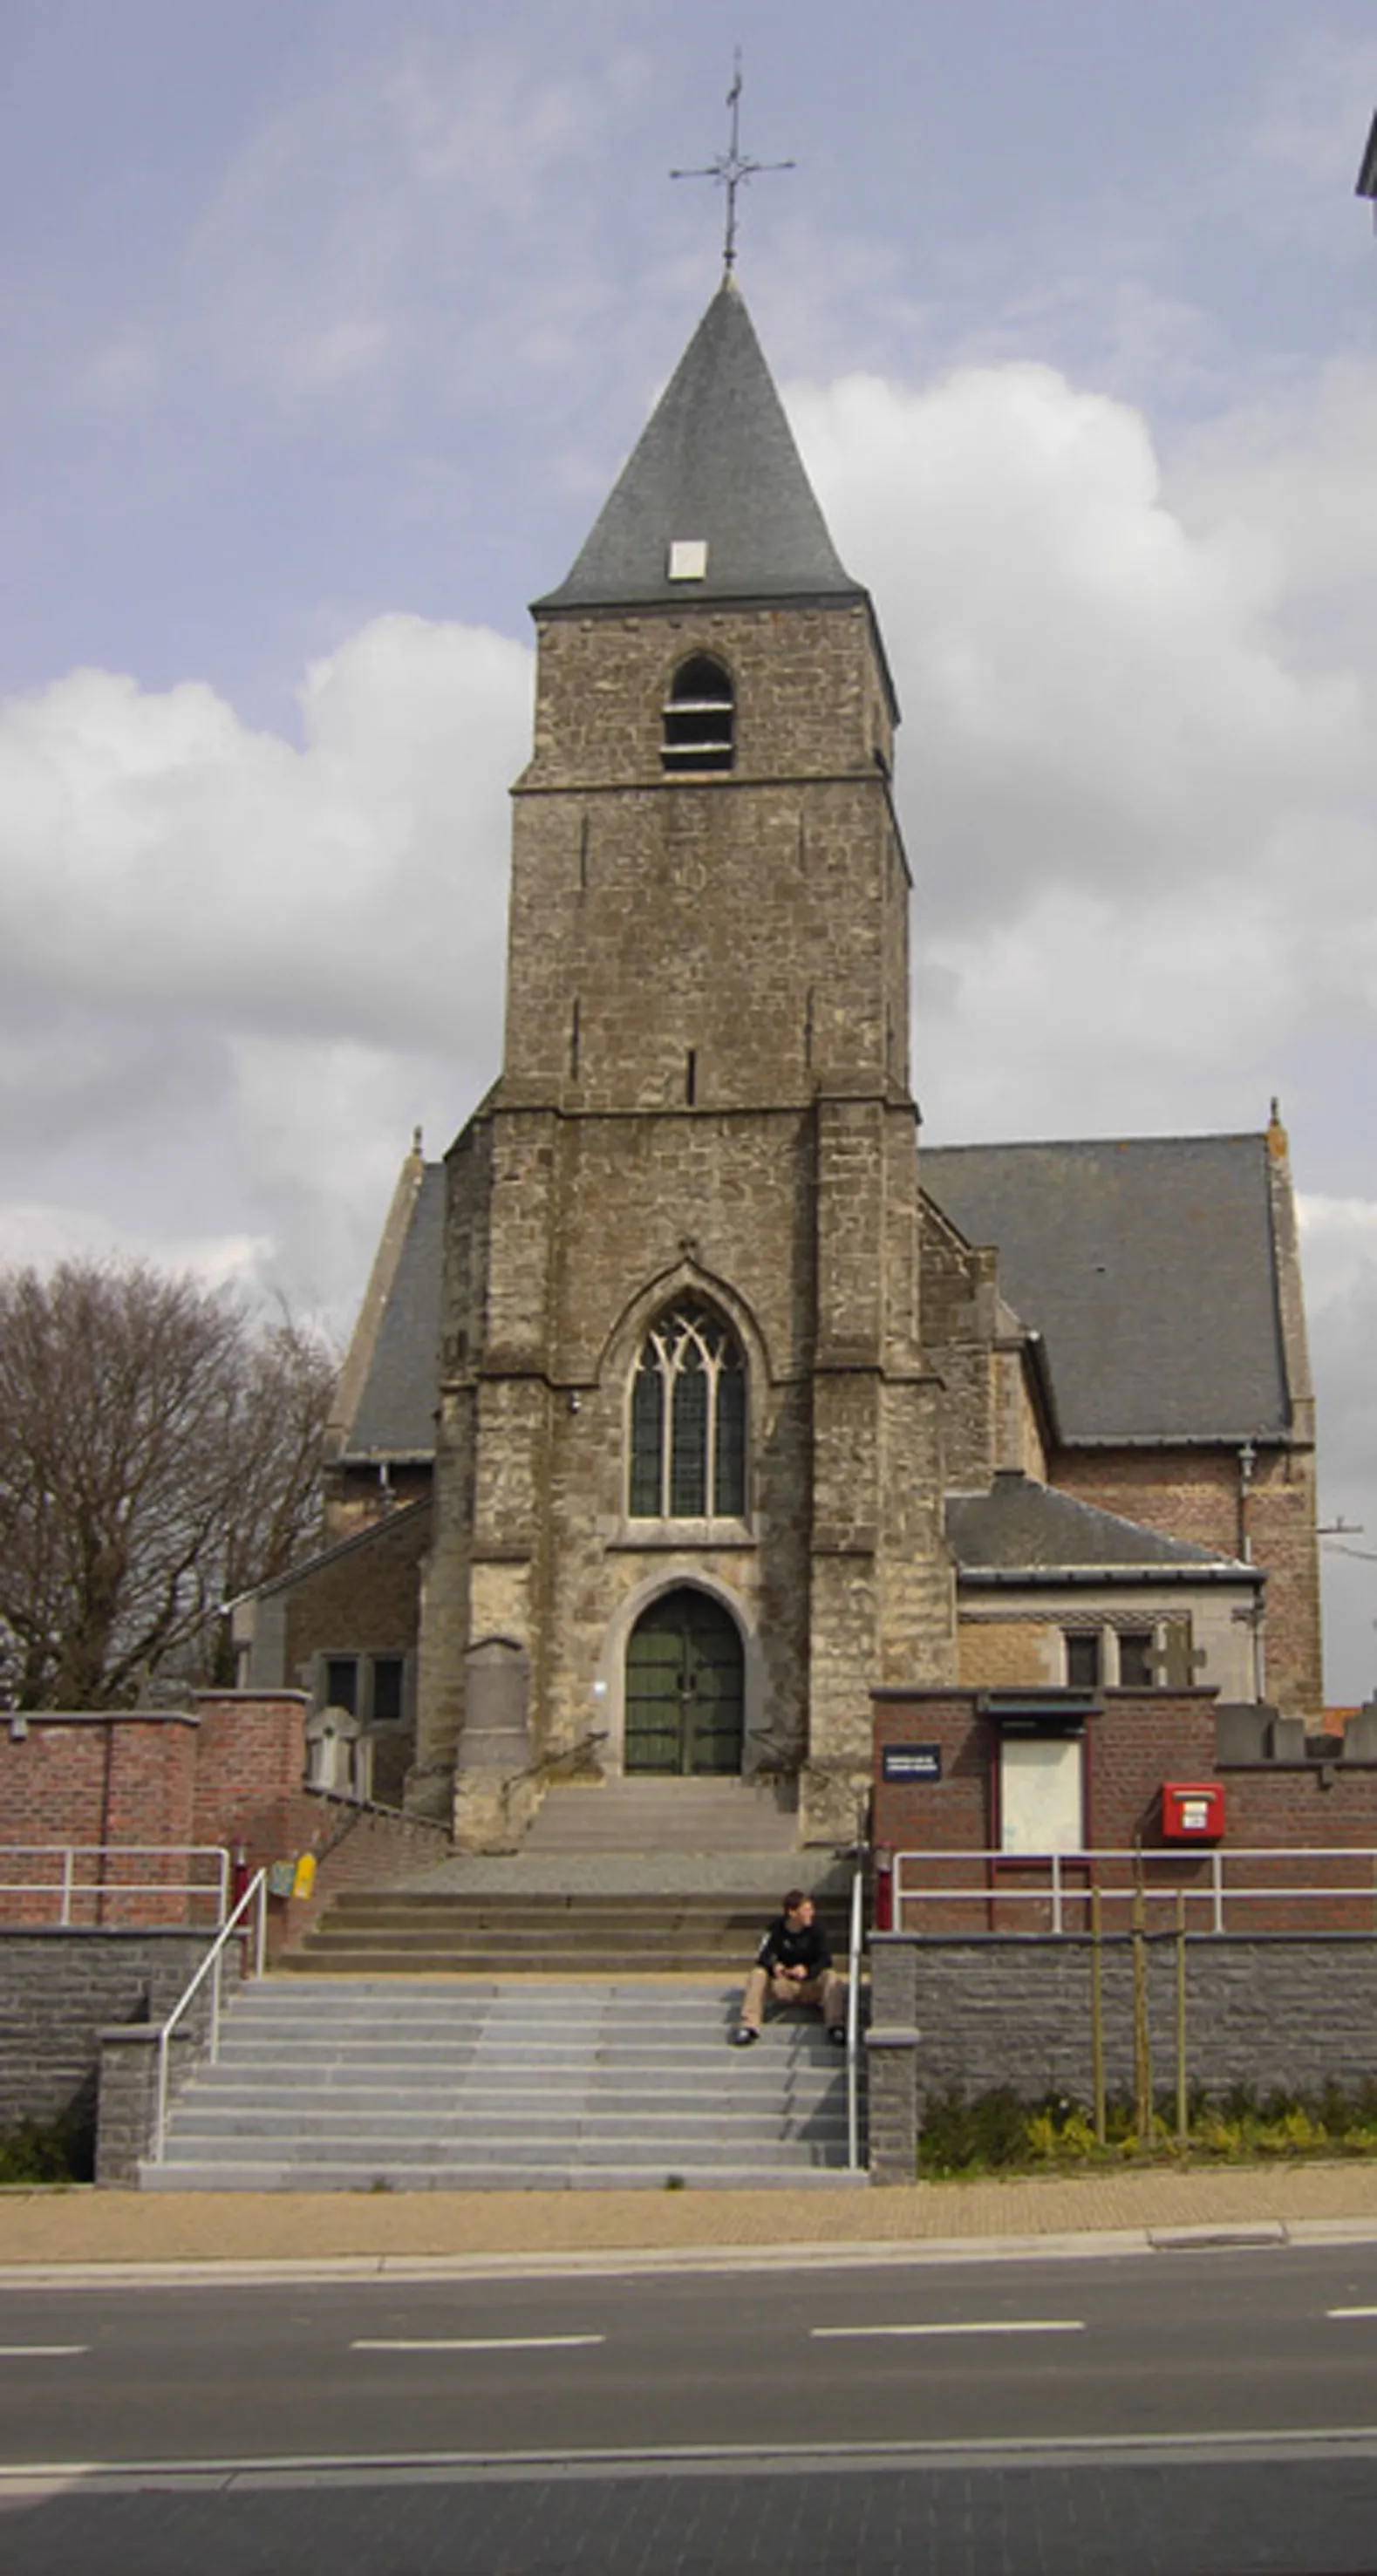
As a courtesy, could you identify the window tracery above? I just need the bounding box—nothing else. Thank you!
[628,1300,746,1518]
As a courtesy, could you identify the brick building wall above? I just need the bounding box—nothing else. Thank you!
[872,1688,1377,1939]
[875,1686,1219,1866]
[1052,1444,1321,1717]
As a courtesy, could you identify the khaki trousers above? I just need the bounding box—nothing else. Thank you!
[740,1964,846,2032]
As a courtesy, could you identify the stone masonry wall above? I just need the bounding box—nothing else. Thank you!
[0,1930,215,2144]
[508,622,906,1118]
[868,1932,1377,2181]
[416,569,954,1840]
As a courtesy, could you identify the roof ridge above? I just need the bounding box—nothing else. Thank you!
[535,279,863,613]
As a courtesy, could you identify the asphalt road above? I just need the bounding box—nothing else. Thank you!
[6,2241,1377,2571]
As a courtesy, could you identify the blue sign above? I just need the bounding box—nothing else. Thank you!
[882,1743,942,1783]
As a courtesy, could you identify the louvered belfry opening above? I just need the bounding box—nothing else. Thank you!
[661,655,735,773]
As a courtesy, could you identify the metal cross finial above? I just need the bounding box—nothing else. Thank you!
[671,52,795,274]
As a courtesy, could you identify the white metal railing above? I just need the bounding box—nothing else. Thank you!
[888,1846,1377,1936]
[0,1843,230,1926]
[845,1860,864,2171]
[150,1868,267,2164]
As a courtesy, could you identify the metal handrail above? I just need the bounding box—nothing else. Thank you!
[151,1868,267,2164]
[890,1845,1377,1937]
[845,1860,864,2171]
[0,1843,230,1925]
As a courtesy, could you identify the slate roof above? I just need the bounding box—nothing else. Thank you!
[535,278,864,613]
[946,1474,1249,1576]
[924,1135,1291,1445]
[251,1496,433,1599]
[341,1162,446,1458]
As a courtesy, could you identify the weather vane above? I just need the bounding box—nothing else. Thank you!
[671,52,795,273]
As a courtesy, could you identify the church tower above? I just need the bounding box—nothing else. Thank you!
[412,276,956,1846]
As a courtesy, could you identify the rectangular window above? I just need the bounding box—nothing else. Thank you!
[1064,1632,1101,1689]
[1118,1631,1156,1688]
[324,1657,358,1715]
[319,1654,408,1726]
[371,1657,405,1727]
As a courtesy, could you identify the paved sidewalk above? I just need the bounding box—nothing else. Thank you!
[6,2161,1377,2277]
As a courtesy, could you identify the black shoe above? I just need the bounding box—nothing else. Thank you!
[733,2025,759,2047]
[828,2026,848,2046]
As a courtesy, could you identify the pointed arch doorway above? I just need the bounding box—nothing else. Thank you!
[624,1588,745,1776]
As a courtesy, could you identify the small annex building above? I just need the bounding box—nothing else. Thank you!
[234,274,1322,1856]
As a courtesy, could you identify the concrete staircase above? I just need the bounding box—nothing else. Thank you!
[280,1889,849,1979]
[142,1977,864,2191]
[521,1775,798,1855]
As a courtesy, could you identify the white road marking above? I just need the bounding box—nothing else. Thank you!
[0,2345,89,2358]
[8,2424,1377,2494]
[811,2320,1084,2340]
[1328,2307,1377,2319]
[351,2334,605,2354]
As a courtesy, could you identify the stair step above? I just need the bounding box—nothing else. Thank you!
[143,2162,863,2194]
[147,1969,866,2194]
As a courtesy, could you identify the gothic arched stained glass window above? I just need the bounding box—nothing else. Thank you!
[628,1301,747,1519]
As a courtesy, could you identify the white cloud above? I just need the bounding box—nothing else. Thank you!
[0,614,528,1040]
[0,613,531,1316]
[785,362,1377,1155]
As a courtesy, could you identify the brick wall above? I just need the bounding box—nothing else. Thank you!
[0,1715,202,1923]
[189,1692,308,1846]
[0,1695,312,1928]
[1052,1444,1321,1717]
[872,1688,1377,1937]
[280,1503,430,1685]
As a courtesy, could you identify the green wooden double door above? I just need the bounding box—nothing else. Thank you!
[624,1587,744,1776]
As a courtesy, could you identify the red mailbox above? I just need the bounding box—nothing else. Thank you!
[1162,1780,1225,1843]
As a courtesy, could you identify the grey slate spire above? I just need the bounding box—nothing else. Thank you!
[535,276,862,612]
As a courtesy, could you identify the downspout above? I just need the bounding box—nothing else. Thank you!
[1237,1440,1256,1563]
[1237,1440,1261,1701]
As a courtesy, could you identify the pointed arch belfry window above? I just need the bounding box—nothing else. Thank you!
[662,656,734,773]
[629,1300,747,1518]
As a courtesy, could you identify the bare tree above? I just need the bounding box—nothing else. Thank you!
[0,1260,335,1708]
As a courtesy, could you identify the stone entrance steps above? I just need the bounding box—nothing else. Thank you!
[521,1775,798,1855]
[281,1890,849,1980]
[143,1978,865,2191]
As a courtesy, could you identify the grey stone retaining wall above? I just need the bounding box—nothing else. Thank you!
[869,1933,1377,2183]
[0,1931,217,2168]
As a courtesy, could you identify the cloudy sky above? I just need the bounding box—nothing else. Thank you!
[4,1,1377,1694]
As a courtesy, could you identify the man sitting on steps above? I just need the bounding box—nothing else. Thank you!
[735,1891,847,2048]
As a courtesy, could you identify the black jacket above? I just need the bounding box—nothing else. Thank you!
[758,1914,833,1978]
